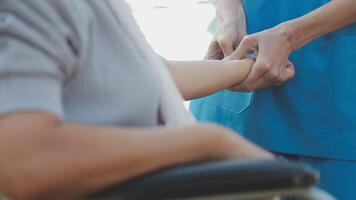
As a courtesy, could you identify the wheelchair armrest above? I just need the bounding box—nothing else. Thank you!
[91,159,318,200]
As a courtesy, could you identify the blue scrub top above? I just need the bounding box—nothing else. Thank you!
[190,0,356,161]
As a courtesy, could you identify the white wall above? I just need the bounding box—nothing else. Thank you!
[127,0,216,60]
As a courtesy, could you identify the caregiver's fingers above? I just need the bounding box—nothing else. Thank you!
[229,73,274,92]
[231,61,294,92]
[234,53,275,91]
[218,39,234,58]
[205,41,224,60]
[283,61,296,81]
[256,61,295,89]
[230,35,258,60]
[228,71,272,92]
[252,61,295,89]
[248,78,274,91]
[275,61,296,85]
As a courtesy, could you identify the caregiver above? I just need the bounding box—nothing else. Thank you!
[190,0,356,199]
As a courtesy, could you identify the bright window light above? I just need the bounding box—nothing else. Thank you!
[127,0,216,60]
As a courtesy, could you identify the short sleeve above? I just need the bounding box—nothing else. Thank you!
[0,1,77,118]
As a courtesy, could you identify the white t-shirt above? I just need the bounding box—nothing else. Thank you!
[0,0,167,127]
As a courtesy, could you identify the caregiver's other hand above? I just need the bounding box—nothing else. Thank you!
[205,0,246,59]
[229,25,296,92]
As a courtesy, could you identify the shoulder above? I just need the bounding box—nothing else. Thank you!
[0,0,87,77]
[0,0,69,17]
[0,0,94,34]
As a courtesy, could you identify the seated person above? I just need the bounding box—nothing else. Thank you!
[0,1,279,199]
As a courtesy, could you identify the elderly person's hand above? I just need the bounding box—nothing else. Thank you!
[228,25,296,92]
[205,0,246,59]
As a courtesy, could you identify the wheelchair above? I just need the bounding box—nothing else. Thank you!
[91,159,336,200]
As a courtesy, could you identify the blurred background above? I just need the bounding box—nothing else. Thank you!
[126,0,216,60]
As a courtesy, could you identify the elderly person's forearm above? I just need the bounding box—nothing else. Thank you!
[0,112,218,199]
[0,112,271,200]
[169,59,253,100]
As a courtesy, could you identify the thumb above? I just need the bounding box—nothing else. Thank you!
[219,42,234,58]
[231,35,257,60]
[205,41,224,60]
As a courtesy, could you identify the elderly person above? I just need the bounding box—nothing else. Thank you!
[0,1,273,199]
[190,0,356,199]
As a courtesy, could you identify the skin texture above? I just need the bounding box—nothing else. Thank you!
[0,59,270,200]
[169,59,253,100]
[206,0,246,60]
[211,0,356,91]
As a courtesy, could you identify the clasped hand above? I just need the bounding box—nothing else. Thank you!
[207,13,296,92]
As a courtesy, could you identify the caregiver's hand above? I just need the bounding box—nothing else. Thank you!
[228,25,296,92]
[205,0,246,59]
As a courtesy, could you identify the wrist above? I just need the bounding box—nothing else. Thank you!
[277,20,310,51]
[225,59,253,86]
[216,0,242,6]
[216,0,243,21]
[197,124,237,160]
[161,124,230,162]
